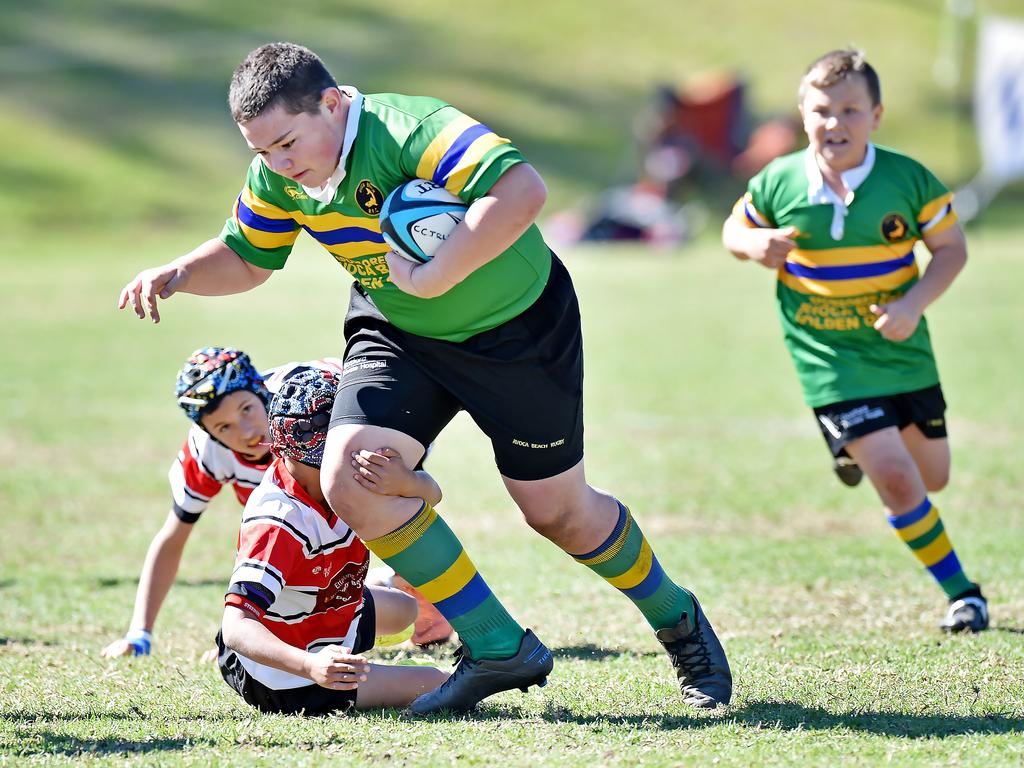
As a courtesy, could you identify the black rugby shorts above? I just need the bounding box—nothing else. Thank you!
[331,254,585,481]
[813,384,948,457]
[216,589,376,716]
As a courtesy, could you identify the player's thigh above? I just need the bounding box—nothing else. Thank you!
[844,427,927,509]
[458,257,585,482]
[320,423,426,534]
[901,424,951,491]
[331,332,460,454]
[354,663,449,710]
[366,585,416,637]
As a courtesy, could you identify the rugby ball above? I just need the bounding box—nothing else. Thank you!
[380,179,468,263]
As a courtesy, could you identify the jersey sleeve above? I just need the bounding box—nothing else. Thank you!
[168,428,227,523]
[400,104,525,202]
[733,165,777,228]
[225,503,307,618]
[219,158,302,269]
[911,161,957,238]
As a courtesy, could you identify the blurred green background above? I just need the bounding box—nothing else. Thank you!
[2,0,1022,247]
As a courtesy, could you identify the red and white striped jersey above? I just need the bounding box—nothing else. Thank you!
[168,358,343,523]
[225,458,370,690]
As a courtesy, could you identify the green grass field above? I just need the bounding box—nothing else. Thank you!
[2,1,1024,765]
[2,231,1022,766]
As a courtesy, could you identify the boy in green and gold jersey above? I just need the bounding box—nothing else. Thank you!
[120,42,732,713]
[723,49,987,633]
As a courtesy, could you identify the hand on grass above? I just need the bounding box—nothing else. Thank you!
[100,637,134,658]
[101,629,151,658]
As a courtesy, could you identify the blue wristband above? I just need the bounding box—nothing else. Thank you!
[125,629,152,656]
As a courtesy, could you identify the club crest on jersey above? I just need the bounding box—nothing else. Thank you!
[284,186,309,200]
[356,180,384,215]
[881,213,909,243]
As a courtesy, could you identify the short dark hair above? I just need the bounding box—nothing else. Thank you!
[800,49,881,107]
[228,42,337,123]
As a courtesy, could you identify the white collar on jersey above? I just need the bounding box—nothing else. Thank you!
[302,86,363,204]
[804,142,876,240]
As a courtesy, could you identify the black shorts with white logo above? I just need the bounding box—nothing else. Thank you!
[813,384,948,457]
[331,253,584,481]
[216,588,376,716]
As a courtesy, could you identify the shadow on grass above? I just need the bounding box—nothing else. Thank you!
[552,643,652,661]
[0,636,57,647]
[440,701,1024,738]
[991,626,1024,635]
[24,733,216,758]
[94,577,224,589]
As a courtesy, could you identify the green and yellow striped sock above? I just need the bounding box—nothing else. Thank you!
[572,502,694,631]
[887,497,973,599]
[365,502,524,660]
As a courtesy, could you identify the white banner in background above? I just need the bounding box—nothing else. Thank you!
[975,15,1024,183]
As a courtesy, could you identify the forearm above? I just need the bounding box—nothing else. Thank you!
[221,608,312,680]
[902,242,967,314]
[409,471,442,506]
[721,216,753,260]
[410,164,547,297]
[128,514,191,630]
[171,239,273,296]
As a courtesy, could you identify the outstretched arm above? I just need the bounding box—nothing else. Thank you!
[351,447,443,505]
[871,223,968,342]
[118,238,273,323]
[101,511,194,657]
[386,163,547,298]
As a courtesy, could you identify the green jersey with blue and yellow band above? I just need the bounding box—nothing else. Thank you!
[736,144,957,407]
[221,91,551,342]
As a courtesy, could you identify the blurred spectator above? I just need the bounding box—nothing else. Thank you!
[552,72,799,248]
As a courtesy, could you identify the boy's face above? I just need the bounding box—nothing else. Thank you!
[799,75,882,173]
[199,390,271,461]
[238,88,347,188]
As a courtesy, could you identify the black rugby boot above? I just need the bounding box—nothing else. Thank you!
[656,591,732,708]
[409,629,553,715]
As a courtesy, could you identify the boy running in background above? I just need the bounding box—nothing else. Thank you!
[219,367,448,714]
[102,347,451,658]
[722,49,987,632]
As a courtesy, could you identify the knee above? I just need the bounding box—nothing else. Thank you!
[394,590,418,629]
[521,502,573,540]
[873,462,923,510]
[923,466,950,493]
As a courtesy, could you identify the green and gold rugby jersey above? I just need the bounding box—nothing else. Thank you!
[220,91,551,342]
[735,144,957,407]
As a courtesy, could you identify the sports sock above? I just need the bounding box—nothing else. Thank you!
[572,501,695,631]
[365,502,524,660]
[887,497,973,599]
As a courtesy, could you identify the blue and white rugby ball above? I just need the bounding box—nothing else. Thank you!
[380,179,468,263]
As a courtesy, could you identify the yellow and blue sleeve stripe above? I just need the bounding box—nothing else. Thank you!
[917,192,957,236]
[234,188,301,251]
[733,193,771,228]
[416,114,511,197]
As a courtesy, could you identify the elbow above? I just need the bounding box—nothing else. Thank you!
[220,609,243,650]
[524,173,548,218]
